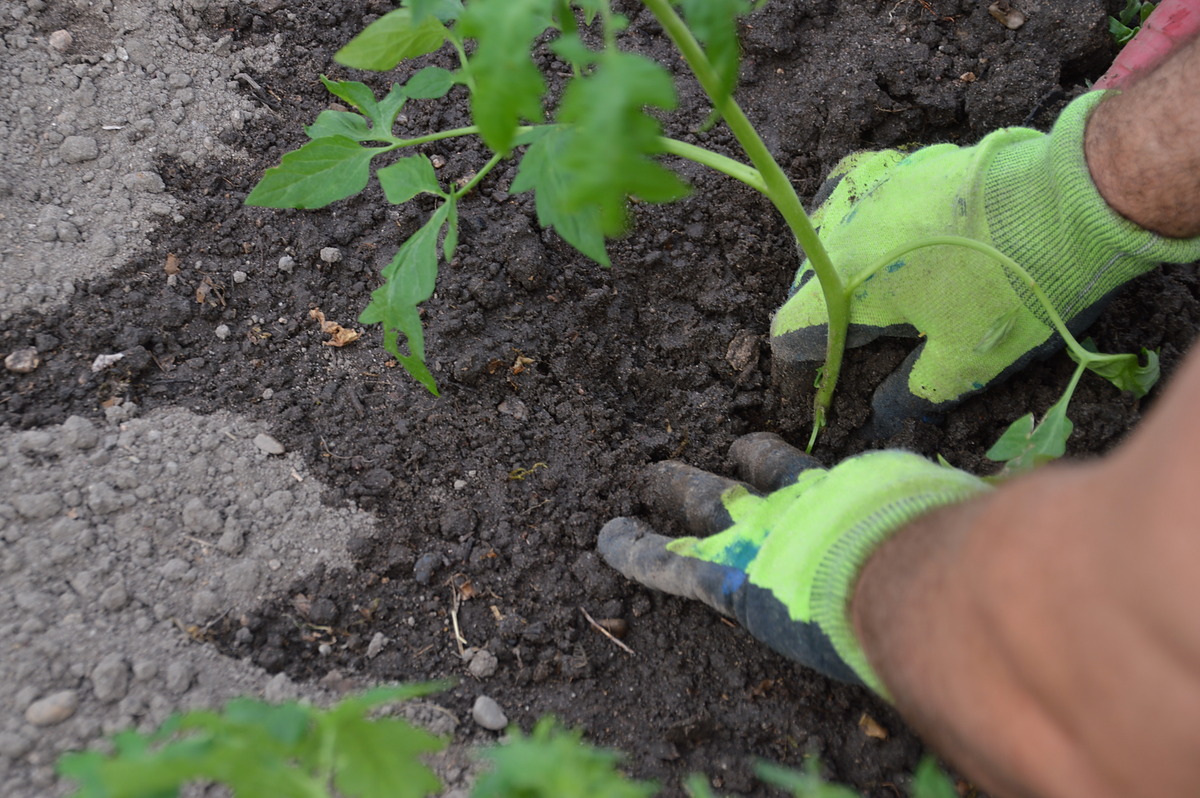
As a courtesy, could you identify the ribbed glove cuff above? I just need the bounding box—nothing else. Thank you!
[808,453,992,698]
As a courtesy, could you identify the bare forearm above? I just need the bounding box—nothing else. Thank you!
[852,345,1200,798]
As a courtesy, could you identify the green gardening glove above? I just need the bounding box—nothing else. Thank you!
[772,91,1200,437]
[598,433,990,696]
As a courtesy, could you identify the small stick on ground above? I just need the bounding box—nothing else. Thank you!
[580,606,635,655]
[450,589,469,657]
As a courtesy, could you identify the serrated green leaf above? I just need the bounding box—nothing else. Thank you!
[377,155,443,204]
[360,203,453,394]
[306,109,373,141]
[335,7,448,71]
[474,718,656,798]
[320,77,407,135]
[511,126,609,265]
[408,0,464,23]
[405,65,456,99]
[552,50,690,235]
[459,0,555,153]
[328,716,443,798]
[221,699,312,747]
[675,0,753,100]
[912,757,958,798]
[246,137,387,209]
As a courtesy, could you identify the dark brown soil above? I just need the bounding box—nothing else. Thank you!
[4,0,1198,795]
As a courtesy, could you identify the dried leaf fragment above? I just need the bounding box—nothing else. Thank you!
[309,308,361,347]
[164,253,181,275]
[858,712,889,740]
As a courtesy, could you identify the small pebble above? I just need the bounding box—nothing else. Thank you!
[214,324,231,340]
[471,695,508,731]
[48,29,73,52]
[367,632,388,658]
[277,255,295,273]
[467,649,498,679]
[0,730,33,758]
[25,690,79,726]
[319,247,342,264]
[59,135,98,163]
[232,270,247,283]
[4,347,40,373]
[164,661,195,694]
[91,654,130,703]
[253,433,284,455]
[413,552,440,585]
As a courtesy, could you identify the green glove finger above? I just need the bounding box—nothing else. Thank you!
[669,451,989,695]
[773,91,1200,433]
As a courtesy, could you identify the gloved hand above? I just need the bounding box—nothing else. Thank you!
[598,432,990,696]
[772,91,1200,437]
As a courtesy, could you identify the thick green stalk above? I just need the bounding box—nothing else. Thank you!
[639,0,847,447]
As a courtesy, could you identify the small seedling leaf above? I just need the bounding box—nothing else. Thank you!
[985,412,1035,462]
[305,109,374,141]
[245,137,387,209]
[320,76,381,117]
[459,0,553,154]
[359,203,453,394]
[404,65,456,99]
[985,398,1073,474]
[376,83,409,131]
[335,7,448,71]
[1083,348,1159,397]
[377,154,443,204]
[511,126,610,266]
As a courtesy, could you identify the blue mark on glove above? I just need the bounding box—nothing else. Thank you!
[972,381,983,390]
[886,260,905,273]
[715,537,761,572]
[720,566,747,596]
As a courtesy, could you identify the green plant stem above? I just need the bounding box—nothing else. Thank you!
[656,138,767,192]
[386,124,766,194]
[446,30,475,91]
[392,125,479,149]
[639,0,847,449]
[454,150,505,198]
[848,235,1093,363]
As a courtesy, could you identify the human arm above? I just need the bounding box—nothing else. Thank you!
[852,341,1200,798]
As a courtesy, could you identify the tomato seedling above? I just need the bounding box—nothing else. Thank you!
[247,0,1158,462]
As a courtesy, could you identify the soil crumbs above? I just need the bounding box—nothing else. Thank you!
[3,0,1199,796]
